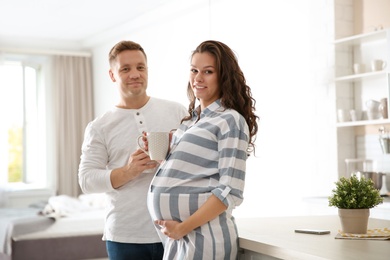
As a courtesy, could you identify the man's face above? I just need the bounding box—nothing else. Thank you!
[109,49,148,99]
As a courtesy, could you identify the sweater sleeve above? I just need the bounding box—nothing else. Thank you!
[78,122,114,194]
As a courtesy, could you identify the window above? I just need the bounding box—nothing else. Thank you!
[0,55,54,191]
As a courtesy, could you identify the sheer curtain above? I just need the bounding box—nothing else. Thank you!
[52,55,93,197]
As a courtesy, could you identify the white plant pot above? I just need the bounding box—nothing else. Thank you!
[338,208,370,234]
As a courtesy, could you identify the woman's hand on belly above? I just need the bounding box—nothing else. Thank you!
[155,195,227,240]
[155,219,188,240]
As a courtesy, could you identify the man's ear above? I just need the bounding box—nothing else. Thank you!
[109,69,116,82]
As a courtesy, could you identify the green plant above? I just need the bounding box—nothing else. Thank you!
[328,175,384,209]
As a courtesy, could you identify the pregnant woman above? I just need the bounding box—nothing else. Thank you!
[147,40,259,260]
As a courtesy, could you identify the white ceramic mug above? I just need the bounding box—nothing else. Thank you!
[353,63,365,74]
[137,132,170,161]
[365,99,380,111]
[337,109,349,122]
[349,109,362,121]
[371,59,387,71]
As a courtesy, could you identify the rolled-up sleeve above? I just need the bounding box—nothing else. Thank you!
[212,115,249,209]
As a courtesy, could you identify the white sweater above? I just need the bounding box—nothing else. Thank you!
[78,97,187,243]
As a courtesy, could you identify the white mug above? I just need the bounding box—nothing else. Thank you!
[137,132,170,161]
[337,109,350,122]
[353,63,365,74]
[365,99,380,111]
[371,59,387,71]
[349,109,362,121]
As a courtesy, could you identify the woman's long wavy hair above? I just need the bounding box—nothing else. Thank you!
[183,40,259,153]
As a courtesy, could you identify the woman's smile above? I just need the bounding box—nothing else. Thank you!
[194,84,206,89]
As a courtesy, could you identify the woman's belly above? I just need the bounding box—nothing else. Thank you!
[147,191,212,222]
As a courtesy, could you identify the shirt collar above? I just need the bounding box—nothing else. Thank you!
[193,99,223,118]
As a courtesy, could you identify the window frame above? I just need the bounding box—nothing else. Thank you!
[0,53,56,197]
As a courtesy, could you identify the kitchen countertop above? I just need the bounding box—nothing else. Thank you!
[302,196,390,220]
[236,215,390,260]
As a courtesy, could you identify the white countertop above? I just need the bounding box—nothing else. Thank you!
[302,196,390,220]
[236,215,390,260]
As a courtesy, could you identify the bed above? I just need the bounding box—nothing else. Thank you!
[0,194,107,260]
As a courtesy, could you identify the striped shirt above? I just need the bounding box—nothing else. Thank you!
[148,99,249,260]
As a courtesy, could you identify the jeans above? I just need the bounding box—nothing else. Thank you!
[106,241,164,260]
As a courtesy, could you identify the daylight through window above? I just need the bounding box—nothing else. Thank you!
[0,60,46,188]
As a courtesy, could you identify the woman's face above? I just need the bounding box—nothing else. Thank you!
[189,52,220,110]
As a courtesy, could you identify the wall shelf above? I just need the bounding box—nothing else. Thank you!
[334,28,390,178]
[334,29,389,46]
[335,70,387,82]
[336,118,390,128]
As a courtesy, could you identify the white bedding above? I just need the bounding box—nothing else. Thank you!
[41,193,107,218]
[14,209,105,240]
[0,193,106,258]
[0,207,54,255]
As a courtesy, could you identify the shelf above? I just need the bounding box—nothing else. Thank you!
[336,118,390,128]
[334,29,389,46]
[334,28,390,178]
[335,70,387,82]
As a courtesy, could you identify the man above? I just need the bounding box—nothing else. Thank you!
[78,40,187,260]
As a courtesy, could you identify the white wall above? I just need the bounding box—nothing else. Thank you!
[90,0,336,217]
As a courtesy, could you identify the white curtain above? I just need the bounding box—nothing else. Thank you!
[52,56,93,197]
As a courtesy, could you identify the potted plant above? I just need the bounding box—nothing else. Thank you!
[328,174,384,234]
